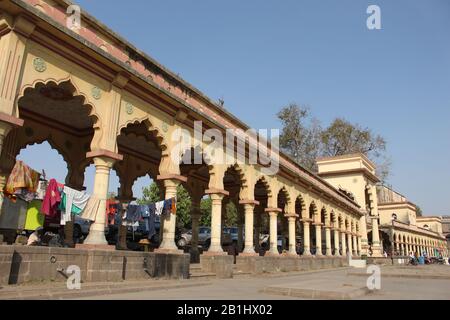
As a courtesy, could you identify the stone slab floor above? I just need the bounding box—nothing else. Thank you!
[77,266,450,300]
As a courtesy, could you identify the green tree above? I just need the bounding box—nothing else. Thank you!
[138,182,162,204]
[224,202,238,227]
[200,197,212,226]
[138,182,192,228]
[277,104,390,181]
[415,205,423,217]
[175,185,192,228]
[277,104,322,171]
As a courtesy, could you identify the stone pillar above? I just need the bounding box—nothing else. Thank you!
[359,215,369,256]
[267,210,280,255]
[347,232,353,256]
[371,216,382,257]
[341,231,347,256]
[325,226,332,256]
[242,202,257,255]
[357,236,362,256]
[314,223,322,256]
[303,220,312,256]
[157,179,181,252]
[84,156,116,245]
[0,118,22,212]
[254,206,262,252]
[352,235,358,256]
[334,228,340,256]
[287,215,297,255]
[0,122,12,160]
[208,193,225,254]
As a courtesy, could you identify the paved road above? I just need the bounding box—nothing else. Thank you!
[77,266,450,300]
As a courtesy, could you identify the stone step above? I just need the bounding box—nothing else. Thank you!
[189,272,217,279]
[190,264,202,270]
[0,279,211,300]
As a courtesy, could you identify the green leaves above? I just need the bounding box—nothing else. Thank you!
[277,103,390,181]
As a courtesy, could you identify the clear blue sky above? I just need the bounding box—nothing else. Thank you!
[19,0,450,215]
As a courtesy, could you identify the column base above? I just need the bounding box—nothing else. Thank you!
[264,252,281,257]
[242,247,257,256]
[83,230,108,246]
[370,245,383,257]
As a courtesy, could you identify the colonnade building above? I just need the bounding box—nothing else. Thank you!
[0,0,447,264]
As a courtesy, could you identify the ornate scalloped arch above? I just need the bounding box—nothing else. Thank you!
[15,137,71,176]
[17,76,101,129]
[295,194,306,216]
[277,185,291,208]
[178,145,215,178]
[118,117,168,152]
[255,175,272,198]
[309,200,319,221]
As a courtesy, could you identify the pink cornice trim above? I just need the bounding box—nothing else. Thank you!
[0,113,24,127]
[205,189,230,196]
[239,199,260,206]
[86,149,123,161]
[157,174,188,183]
[265,208,283,213]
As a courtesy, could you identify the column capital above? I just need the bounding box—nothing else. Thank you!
[284,213,299,219]
[312,222,324,227]
[300,218,313,223]
[92,156,117,169]
[209,193,225,202]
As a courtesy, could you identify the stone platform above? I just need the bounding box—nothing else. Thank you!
[235,255,348,276]
[0,245,190,286]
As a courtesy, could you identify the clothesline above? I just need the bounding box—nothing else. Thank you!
[3,160,178,232]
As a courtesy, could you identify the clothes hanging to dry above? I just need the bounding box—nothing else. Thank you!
[59,186,90,225]
[41,179,61,218]
[4,161,41,202]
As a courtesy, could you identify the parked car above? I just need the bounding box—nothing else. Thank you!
[223,227,239,243]
[178,229,192,248]
[177,226,237,249]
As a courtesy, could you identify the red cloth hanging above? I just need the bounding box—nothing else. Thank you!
[41,179,61,218]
